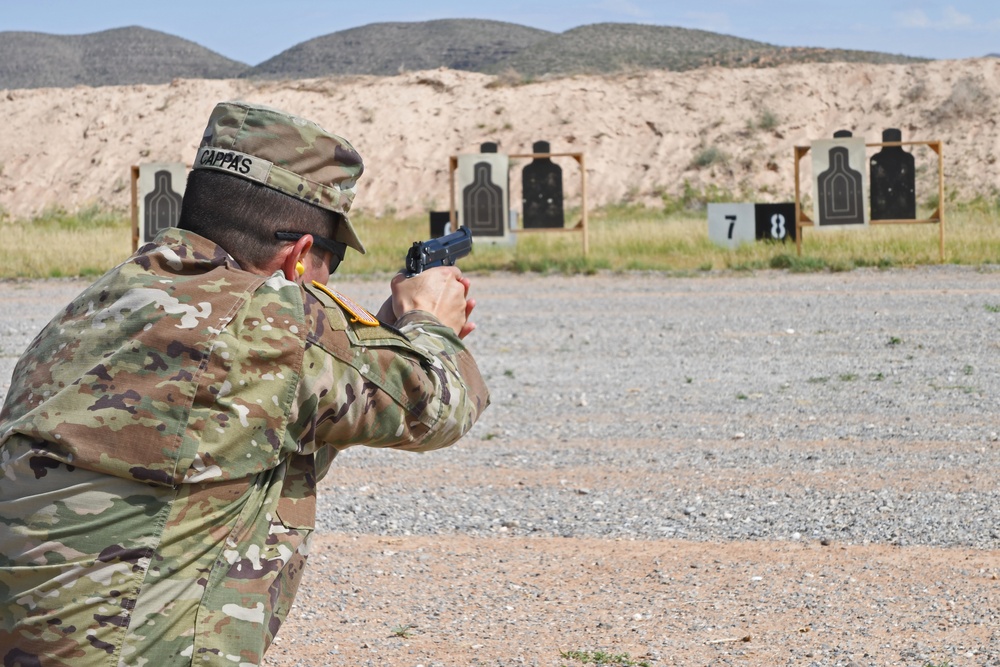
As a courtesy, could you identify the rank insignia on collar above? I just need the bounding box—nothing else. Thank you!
[311,281,380,326]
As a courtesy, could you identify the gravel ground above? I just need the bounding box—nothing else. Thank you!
[2,267,999,666]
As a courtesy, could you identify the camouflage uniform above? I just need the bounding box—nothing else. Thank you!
[0,103,489,666]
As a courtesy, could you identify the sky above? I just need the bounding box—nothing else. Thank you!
[2,0,998,64]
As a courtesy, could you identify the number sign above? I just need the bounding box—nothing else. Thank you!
[707,203,756,249]
[754,203,796,242]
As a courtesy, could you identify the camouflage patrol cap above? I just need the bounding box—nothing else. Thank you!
[194,100,367,254]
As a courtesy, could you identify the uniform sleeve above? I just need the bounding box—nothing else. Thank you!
[292,300,489,458]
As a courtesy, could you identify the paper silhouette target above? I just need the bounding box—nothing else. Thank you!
[811,137,869,228]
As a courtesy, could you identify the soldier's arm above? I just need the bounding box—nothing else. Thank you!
[291,284,489,459]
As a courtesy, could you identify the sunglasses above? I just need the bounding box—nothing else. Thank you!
[275,231,348,274]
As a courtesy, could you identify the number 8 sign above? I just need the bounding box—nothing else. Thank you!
[754,203,797,243]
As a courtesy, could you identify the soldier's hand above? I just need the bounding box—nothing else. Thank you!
[388,266,476,338]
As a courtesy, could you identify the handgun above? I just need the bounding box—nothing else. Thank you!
[405,225,473,276]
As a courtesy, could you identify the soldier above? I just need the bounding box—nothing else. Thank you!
[0,101,489,665]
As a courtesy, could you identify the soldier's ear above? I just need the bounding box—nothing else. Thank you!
[281,234,313,282]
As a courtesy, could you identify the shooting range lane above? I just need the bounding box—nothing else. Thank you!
[321,268,998,545]
[2,269,998,666]
[279,535,995,665]
[302,268,997,666]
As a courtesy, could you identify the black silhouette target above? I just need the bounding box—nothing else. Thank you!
[522,140,564,228]
[870,128,916,220]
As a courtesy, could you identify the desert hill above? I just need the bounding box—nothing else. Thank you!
[0,20,927,90]
[244,21,924,79]
[247,19,553,78]
[0,26,247,89]
[477,23,924,77]
[0,58,996,225]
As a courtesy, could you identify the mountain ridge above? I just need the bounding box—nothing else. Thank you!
[0,26,247,89]
[0,20,930,90]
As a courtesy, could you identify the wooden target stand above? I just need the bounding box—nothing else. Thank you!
[129,165,141,251]
[448,151,589,256]
[793,140,945,261]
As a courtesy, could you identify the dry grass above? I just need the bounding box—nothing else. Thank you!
[0,207,132,278]
[3,202,1000,280]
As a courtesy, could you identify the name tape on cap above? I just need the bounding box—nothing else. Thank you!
[194,146,274,184]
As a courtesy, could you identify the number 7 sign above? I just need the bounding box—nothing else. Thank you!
[707,203,756,249]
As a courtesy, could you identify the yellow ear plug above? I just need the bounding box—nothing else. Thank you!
[295,262,306,276]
